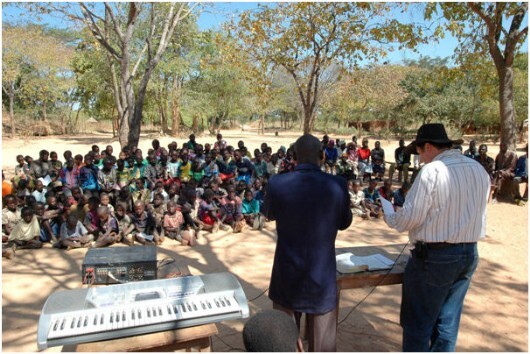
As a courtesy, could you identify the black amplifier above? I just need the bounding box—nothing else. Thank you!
[82,246,157,285]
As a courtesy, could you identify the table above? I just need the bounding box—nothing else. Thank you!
[335,243,409,314]
[336,243,409,291]
[64,254,219,352]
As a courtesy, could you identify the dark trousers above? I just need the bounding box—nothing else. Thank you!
[273,302,338,352]
[401,243,478,352]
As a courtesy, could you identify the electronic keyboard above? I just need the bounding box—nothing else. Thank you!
[37,272,249,350]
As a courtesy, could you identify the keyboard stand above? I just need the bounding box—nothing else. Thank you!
[65,322,218,352]
[62,260,219,352]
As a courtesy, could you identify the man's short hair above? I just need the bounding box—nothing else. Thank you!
[243,310,298,352]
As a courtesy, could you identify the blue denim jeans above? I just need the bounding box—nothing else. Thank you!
[401,242,479,352]
[39,220,59,242]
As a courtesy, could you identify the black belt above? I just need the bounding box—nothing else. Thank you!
[415,241,476,249]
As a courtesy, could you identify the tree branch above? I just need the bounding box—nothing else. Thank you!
[132,43,148,78]
[468,2,505,68]
[493,2,505,43]
[79,3,122,60]
[467,3,495,31]
[504,4,528,65]
[514,26,528,44]
[103,2,125,41]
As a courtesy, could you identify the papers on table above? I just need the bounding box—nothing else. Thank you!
[379,196,395,215]
[336,252,395,274]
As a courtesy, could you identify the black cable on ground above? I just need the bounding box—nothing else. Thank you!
[157,256,175,269]
[248,288,268,302]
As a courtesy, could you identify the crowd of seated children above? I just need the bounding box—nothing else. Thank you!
[3,134,419,259]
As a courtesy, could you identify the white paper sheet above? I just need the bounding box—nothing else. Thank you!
[379,196,395,215]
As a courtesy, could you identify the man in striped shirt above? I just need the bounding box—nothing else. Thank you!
[384,123,490,352]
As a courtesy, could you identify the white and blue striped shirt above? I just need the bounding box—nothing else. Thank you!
[386,149,490,243]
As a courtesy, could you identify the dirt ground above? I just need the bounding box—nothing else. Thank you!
[1,130,528,352]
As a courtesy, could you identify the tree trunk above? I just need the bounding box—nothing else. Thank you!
[8,85,15,138]
[171,98,181,137]
[259,114,265,135]
[42,100,47,122]
[128,91,146,150]
[303,105,312,134]
[111,106,117,137]
[159,103,167,135]
[192,114,199,132]
[498,65,517,150]
[118,67,134,149]
[60,111,65,135]
[74,107,82,133]
[170,77,182,136]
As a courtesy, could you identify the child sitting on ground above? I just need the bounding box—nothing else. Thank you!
[115,202,134,245]
[220,186,246,233]
[377,179,394,203]
[84,196,101,238]
[178,187,203,235]
[393,181,411,209]
[60,214,94,250]
[349,180,369,219]
[116,158,132,190]
[7,206,43,249]
[164,200,196,246]
[99,192,115,216]
[130,200,159,245]
[147,193,166,244]
[94,206,120,248]
[2,194,21,242]
[363,179,382,218]
[242,189,264,230]
[198,189,227,233]
[130,178,151,206]
[150,181,169,203]
[34,202,60,243]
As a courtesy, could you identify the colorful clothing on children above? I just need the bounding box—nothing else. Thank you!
[116,168,133,187]
[253,160,268,179]
[163,212,185,230]
[198,200,219,225]
[203,162,219,179]
[178,162,192,180]
[98,169,118,191]
[363,188,380,203]
[79,165,99,191]
[242,198,260,215]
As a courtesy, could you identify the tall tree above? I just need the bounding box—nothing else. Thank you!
[427,2,528,149]
[2,24,73,136]
[2,25,34,138]
[238,3,424,134]
[28,2,198,149]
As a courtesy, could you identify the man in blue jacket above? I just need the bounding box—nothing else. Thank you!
[262,134,352,352]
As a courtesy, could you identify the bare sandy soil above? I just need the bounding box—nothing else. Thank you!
[1,130,528,352]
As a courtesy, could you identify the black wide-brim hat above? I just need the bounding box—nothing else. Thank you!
[405,123,464,155]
